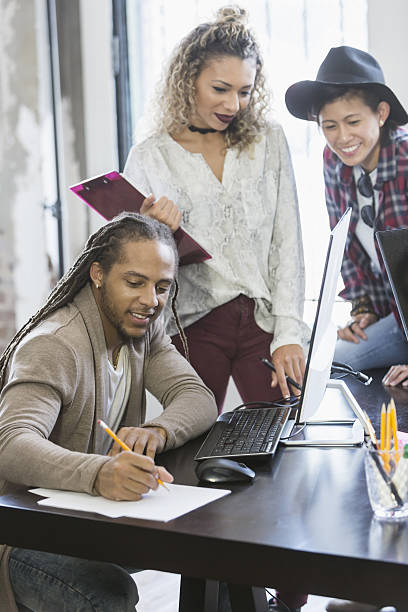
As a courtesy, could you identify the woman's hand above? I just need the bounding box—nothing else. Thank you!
[108,426,167,459]
[382,364,408,387]
[270,344,305,399]
[140,194,182,232]
[337,312,378,343]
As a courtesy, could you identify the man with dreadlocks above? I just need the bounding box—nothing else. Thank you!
[0,212,217,611]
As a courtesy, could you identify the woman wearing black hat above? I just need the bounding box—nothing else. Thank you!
[286,45,408,393]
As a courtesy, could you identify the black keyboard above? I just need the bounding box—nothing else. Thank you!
[194,406,291,461]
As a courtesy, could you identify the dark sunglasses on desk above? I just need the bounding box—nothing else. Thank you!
[357,172,375,228]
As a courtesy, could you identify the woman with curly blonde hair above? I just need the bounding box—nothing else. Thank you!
[157,6,268,151]
[124,6,309,458]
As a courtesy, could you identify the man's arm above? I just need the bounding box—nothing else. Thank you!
[140,321,217,451]
[0,334,108,494]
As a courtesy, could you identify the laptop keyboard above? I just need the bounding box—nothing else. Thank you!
[195,406,291,460]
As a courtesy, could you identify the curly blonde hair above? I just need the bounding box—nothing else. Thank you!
[156,5,269,151]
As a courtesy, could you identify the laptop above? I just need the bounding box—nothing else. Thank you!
[195,207,368,462]
[70,171,212,266]
[376,228,408,341]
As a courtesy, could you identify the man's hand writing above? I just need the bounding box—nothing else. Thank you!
[94,452,173,501]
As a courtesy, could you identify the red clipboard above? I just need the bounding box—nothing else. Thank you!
[70,171,212,267]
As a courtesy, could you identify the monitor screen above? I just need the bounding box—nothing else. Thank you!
[376,228,408,342]
[298,208,351,422]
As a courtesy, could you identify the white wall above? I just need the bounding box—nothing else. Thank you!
[367,0,408,113]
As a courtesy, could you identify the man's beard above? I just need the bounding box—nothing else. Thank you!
[99,285,131,341]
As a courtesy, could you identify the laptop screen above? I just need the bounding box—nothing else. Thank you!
[297,208,351,423]
[376,228,408,342]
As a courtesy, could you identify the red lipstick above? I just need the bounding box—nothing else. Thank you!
[215,113,235,124]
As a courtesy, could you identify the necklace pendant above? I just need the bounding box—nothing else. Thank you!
[112,347,121,369]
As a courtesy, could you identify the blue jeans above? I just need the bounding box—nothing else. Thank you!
[334,313,408,370]
[9,549,235,611]
[9,548,139,611]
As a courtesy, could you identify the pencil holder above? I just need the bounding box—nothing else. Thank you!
[364,446,408,520]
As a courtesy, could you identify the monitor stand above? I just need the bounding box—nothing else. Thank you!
[280,379,367,447]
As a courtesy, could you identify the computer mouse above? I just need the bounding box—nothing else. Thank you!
[195,458,255,484]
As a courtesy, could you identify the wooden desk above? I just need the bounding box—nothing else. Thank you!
[1,370,408,611]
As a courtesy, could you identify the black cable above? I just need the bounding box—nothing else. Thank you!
[279,422,307,440]
[265,587,292,612]
[330,370,348,381]
[331,361,372,385]
[233,397,300,412]
[233,401,278,411]
[271,397,300,408]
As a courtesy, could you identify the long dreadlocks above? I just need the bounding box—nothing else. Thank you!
[0,212,189,389]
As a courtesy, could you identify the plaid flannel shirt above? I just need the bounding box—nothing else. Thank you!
[324,127,408,322]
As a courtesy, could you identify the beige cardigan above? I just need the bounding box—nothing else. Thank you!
[0,283,217,610]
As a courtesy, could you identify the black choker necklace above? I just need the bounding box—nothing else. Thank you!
[188,125,217,134]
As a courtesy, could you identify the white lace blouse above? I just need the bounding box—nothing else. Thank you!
[123,121,309,354]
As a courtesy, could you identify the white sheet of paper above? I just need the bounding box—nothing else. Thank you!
[29,483,230,522]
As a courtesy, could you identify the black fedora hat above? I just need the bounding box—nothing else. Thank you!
[285,45,408,124]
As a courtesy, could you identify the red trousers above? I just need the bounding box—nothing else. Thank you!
[172,294,308,609]
[172,294,282,414]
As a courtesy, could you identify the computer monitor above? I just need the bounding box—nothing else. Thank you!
[281,207,368,445]
[297,207,351,423]
[376,228,408,342]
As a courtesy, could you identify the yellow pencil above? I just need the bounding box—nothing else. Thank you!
[380,403,386,451]
[389,399,399,448]
[389,399,400,462]
[384,405,392,472]
[98,419,169,490]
